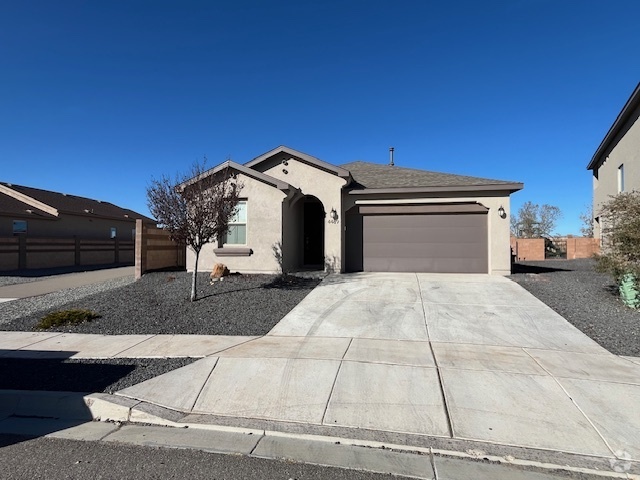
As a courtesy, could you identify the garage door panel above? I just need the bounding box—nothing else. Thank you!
[365,225,485,244]
[365,242,487,259]
[366,257,487,273]
[362,213,488,273]
[366,214,486,229]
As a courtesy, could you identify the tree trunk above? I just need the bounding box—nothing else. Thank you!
[191,249,199,302]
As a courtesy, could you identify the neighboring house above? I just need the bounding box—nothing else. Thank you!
[187,146,523,275]
[588,82,640,239]
[0,182,155,239]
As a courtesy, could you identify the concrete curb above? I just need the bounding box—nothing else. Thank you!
[1,390,638,479]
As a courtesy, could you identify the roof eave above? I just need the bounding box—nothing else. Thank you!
[56,209,155,223]
[182,160,292,192]
[348,183,524,195]
[587,82,640,171]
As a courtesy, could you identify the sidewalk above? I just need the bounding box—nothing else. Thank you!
[1,272,639,478]
[0,267,134,301]
[1,330,639,478]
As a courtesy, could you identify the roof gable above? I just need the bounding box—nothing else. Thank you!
[182,160,292,192]
[341,161,523,193]
[245,146,351,179]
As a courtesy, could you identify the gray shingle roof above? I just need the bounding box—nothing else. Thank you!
[0,183,155,223]
[0,193,54,218]
[341,161,520,190]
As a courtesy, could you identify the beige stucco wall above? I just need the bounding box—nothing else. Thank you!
[345,192,514,275]
[187,174,287,274]
[592,108,640,238]
[258,156,347,273]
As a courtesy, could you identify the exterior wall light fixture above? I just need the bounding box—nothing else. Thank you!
[498,205,506,219]
[329,208,338,221]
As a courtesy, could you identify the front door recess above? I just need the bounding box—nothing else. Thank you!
[303,201,324,266]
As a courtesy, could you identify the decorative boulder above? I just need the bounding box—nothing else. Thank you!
[210,263,230,280]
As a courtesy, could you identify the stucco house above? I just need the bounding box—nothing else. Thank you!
[588,82,640,239]
[187,146,523,276]
[0,182,155,239]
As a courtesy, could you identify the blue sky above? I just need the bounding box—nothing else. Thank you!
[1,0,639,235]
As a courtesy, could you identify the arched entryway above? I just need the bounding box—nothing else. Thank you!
[301,196,325,268]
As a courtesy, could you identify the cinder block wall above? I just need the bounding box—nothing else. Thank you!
[510,237,600,262]
[567,238,600,259]
[510,238,545,261]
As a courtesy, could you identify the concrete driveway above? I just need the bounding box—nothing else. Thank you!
[102,273,640,463]
[269,272,605,351]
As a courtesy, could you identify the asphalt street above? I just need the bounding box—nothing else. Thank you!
[0,433,591,480]
[0,433,408,480]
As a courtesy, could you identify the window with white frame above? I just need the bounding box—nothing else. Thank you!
[224,201,247,245]
[110,227,117,239]
[618,164,625,192]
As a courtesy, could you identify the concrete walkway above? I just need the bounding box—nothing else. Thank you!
[0,267,134,301]
[1,272,639,476]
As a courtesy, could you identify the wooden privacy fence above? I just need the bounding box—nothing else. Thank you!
[0,236,134,271]
[510,237,600,262]
[135,219,186,279]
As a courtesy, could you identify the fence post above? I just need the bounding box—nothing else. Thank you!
[114,238,120,264]
[135,219,146,280]
[74,237,81,266]
[18,236,27,269]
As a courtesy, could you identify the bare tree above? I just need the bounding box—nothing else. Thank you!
[579,204,594,237]
[510,201,562,238]
[147,160,243,301]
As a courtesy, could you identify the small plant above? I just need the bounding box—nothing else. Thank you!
[37,309,101,330]
[619,273,640,309]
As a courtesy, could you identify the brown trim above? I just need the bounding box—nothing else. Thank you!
[588,82,640,171]
[348,183,523,195]
[358,203,489,215]
[0,213,57,221]
[214,247,253,257]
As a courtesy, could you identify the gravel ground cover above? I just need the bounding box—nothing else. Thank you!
[0,270,320,393]
[510,258,640,357]
[0,271,321,335]
[0,276,135,324]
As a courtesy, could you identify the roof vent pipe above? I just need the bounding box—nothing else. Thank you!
[389,147,394,166]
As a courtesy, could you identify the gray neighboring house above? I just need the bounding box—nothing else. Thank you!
[0,182,155,239]
[588,82,640,239]
[188,146,523,275]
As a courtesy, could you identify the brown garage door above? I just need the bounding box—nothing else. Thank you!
[362,208,488,273]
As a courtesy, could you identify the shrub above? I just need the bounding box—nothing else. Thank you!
[37,309,101,330]
[596,192,640,278]
[595,191,640,307]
